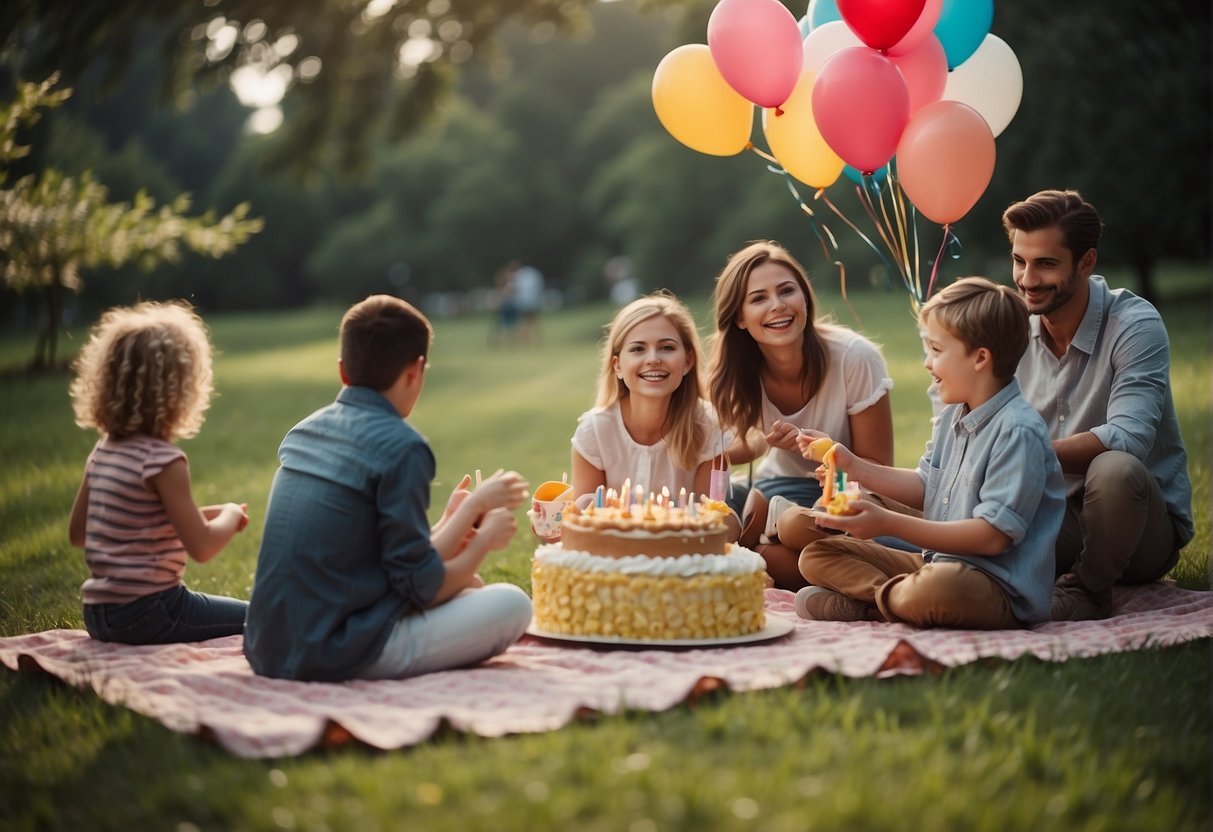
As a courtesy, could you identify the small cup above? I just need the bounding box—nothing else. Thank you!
[528,480,574,542]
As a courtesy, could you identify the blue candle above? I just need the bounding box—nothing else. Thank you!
[595,485,604,508]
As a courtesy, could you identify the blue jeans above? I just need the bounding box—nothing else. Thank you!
[726,475,823,517]
[84,585,248,645]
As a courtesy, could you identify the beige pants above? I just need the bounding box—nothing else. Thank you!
[799,536,1019,629]
[1056,450,1181,599]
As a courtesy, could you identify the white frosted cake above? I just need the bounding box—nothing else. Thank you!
[530,499,767,640]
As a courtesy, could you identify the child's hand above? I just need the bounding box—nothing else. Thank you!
[477,506,517,551]
[236,502,249,532]
[811,498,886,540]
[442,474,474,523]
[471,469,529,513]
[794,429,831,459]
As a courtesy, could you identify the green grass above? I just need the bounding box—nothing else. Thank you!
[1,268,1210,830]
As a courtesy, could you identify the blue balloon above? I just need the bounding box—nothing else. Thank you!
[843,164,889,188]
[807,0,841,31]
[934,0,994,70]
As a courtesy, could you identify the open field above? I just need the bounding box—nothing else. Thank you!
[1,268,1209,830]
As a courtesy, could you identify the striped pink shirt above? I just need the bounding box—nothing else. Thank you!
[80,436,189,605]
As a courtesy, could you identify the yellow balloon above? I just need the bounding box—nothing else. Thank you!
[652,44,752,157]
[761,67,844,188]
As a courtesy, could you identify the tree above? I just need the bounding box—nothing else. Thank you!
[1,0,598,173]
[0,77,263,368]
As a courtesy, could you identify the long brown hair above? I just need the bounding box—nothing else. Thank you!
[708,241,829,441]
[596,292,708,470]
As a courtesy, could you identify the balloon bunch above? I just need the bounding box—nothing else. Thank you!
[651,0,1023,310]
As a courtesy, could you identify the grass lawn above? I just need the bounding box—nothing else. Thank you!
[0,268,1209,830]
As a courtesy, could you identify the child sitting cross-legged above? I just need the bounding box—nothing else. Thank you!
[793,277,1065,628]
[244,295,533,681]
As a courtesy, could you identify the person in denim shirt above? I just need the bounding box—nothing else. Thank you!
[794,278,1064,628]
[244,295,532,681]
[1004,189,1193,621]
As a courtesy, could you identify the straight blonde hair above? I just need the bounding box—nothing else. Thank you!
[596,292,709,471]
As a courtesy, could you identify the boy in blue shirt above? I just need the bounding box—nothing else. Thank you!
[245,295,533,680]
[794,278,1064,628]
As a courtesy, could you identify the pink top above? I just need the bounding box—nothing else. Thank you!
[80,436,188,605]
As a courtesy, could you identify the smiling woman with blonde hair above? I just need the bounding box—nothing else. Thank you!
[571,292,737,538]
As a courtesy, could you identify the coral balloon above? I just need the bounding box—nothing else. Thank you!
[888,0,942,56]
[763,68,845,189]
[708,0,803,109]
[652,44,753,156]
[803,21,862,74]
[943,34,1023,137]
[895,100,995,224]
[837,0,926,51]
[934,0,993,69]
[812,47,910,174]
[889,34,947,116]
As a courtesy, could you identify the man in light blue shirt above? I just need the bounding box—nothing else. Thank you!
[1003,190,1193,620]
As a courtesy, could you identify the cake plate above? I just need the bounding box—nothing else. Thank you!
[525,616,794,649]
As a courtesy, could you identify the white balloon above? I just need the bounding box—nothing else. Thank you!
[942,34,1022,137]
[802,20,862,74]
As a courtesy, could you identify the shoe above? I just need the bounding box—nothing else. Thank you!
[794,586,873,622]
[764,495,794,544]
[1051,575,1109,621]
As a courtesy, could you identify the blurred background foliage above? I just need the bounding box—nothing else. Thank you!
[0,0,1208,333]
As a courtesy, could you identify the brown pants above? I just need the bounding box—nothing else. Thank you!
[799,536,1019,629]
[1056,451,1181,598]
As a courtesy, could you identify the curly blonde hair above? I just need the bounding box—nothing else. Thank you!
[70,301,215,441]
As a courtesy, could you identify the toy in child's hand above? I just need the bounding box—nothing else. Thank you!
[821,488,860,516]
[805,435,835,462]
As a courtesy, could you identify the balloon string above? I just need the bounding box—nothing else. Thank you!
[853,183,913,299]
[746,143,780,166]
[925,224,953,300]
[817,189,900,317]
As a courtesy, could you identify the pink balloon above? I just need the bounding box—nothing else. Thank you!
[837,0,926,51]
[887,0,943,56]
[895,99,995,224]
[708,0,804,109]
[811,47,910,174]
[889,34,946,116]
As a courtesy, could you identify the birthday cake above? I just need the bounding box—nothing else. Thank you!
[531,497,767,640]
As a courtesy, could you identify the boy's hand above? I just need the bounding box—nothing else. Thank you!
[477,507,517,551]
[442,474,474,523]
[471,469,529,513]
[811,498,886,540]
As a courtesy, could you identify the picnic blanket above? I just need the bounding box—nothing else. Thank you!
[2,583,1210,758]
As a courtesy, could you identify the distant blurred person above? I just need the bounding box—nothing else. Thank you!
[512,260,545,345]
[489,260,520,346]
[605,254,639,306]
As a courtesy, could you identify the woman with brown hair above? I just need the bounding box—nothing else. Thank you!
[709,241,895,588]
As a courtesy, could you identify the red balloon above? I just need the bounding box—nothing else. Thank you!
[812,47,910,175]
[837,0,927,51]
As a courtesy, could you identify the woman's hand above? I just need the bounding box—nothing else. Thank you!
[764,420,805,451]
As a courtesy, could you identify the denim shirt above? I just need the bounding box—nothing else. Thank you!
[244,386,445,680]
[915,379,1065,624]
[1017,276,1193,546]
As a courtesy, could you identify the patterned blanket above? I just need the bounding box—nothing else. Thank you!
[2,583,1209,758]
